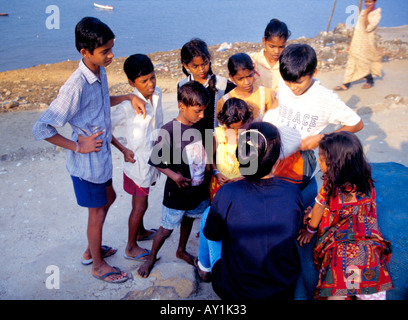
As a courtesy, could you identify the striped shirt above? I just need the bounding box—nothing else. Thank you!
[32,60,112,184]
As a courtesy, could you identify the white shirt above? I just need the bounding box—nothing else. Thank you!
[263,78,361,158]
[111,87,164,188]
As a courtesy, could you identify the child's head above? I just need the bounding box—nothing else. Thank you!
[181,39,212,79]
[75,17,115,69]
[318,131,373,201]
[217,98,253,132]
[75,17,115,54]
[227,53,255,94]
[237,122,281,180]
[263,19,291,63]
[279,44,317,96]
[177,81,210,125]
[124,54,156,100]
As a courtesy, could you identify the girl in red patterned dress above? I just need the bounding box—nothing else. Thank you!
[297,131,393,300]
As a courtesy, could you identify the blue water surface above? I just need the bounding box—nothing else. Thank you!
[0,0,407,71]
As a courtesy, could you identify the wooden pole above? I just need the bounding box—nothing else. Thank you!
[359,0,363,11]
[327,0,337,32]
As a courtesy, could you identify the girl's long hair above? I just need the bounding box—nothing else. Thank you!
[180,38,217,93]
[319,131,373,204]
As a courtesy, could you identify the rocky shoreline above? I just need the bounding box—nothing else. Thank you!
[1,24,407,113]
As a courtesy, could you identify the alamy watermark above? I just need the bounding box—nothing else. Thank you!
[45,5,60,30]
[45,265,60,289]
[345,5,360,27]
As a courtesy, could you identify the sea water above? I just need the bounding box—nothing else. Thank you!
[0,0,407,72]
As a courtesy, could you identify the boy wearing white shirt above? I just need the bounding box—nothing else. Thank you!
[263,44,363,206]
[111,54,163,260]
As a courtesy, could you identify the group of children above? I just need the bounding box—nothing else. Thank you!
[33,13,392,300]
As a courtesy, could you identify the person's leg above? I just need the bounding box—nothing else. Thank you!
[177,216,195,265]
[125,194,150,258]
[362,74,374,88]
[137,204,182,277]
[123,173,156,241]
[195,206,222,281]
[334,83,350,91]
[73,177,119,265]
[88,205,127,282]
[301,176,318,209]
[137,226,172,278]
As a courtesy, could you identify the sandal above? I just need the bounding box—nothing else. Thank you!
[81,245,118,265]
[362,83,373,89]
[334,84,349,91]
[92,266,129,283]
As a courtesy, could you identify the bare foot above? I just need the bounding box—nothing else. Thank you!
[137,257,157,278]
[176,250,195,266]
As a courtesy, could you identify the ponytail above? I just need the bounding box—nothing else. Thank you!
[208,63,218,93]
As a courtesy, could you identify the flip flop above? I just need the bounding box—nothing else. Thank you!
[137,228,158,241]
[334,84,349,91]
[124,249,151,261]
[362,83,373,89]
[92,266,129,284]
[81,245,118,265]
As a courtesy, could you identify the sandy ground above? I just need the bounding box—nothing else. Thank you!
[0,36,408,299]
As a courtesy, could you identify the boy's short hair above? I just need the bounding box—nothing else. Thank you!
[124,54,154,82]
[279,44,317,82]
[177,81,210,108]
[75,17,115,54]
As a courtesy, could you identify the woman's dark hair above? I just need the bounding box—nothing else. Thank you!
[177,80,210,108]
[227,53,254,77]
[124,54,154,82]
[319,131,374,205]
[264,19,291,41]
[217,98,253,127]
[237,122,281,180]
[75,17,115,54]
[180,38,217,93]
[279,44,317,82]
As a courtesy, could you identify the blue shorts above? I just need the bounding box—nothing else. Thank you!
[71,176,112,208]
[161,198,210,230]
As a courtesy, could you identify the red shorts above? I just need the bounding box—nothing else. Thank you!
[123,173,149,197]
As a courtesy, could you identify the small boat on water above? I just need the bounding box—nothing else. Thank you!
[0,13,9,16]
[94,3,114,10]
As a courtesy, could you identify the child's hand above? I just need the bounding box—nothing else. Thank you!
[123,148,136,163]
[300,134,324,151]
[297,228,315,247]
[303,206,313,225]
[173,171,191,188]
[130,95,146,119]
[215,173,230,186]
[77,132,103,153]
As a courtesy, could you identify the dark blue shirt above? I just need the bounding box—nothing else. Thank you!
[204,177,303,300]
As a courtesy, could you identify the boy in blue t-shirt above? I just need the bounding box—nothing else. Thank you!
[32,17,146,283]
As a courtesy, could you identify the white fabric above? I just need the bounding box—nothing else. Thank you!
[111,87,163,188]
[264,79,361,158]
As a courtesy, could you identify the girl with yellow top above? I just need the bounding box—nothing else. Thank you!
[216,53,273,123]
[210,98,253,202]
